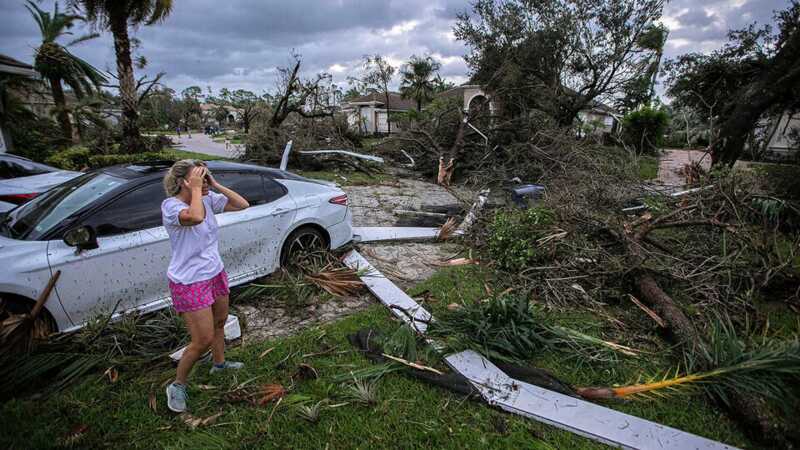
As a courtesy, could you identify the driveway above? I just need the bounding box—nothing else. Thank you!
[172,133,242,159]
[657,149,712,186]
[233,176,469,341]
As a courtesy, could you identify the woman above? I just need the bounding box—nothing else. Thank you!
[161,159,249,413]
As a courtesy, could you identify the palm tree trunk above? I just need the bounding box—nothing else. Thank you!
[109,10,144,153]
[48,75,73,144]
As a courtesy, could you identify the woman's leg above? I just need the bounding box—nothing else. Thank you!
[210,294,229,365]
[175,307,215,384]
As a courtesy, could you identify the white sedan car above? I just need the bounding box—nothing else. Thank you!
[0,160,352,333]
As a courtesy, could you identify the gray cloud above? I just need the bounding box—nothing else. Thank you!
[0,0,791,98]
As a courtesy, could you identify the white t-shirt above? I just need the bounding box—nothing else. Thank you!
[161,191,228,285]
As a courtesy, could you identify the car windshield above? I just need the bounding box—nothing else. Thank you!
[0,172,125,240]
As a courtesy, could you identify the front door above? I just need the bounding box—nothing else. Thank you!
[211,172,296,282]
[48,181,170,327]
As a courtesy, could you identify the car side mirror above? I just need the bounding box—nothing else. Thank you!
[64,226,98,251]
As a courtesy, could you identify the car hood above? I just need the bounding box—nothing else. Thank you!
[0,232,29,250]
[0,171,81,195]
[0,200,14,213]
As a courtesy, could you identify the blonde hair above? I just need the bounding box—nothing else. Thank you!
[163,159,206,196]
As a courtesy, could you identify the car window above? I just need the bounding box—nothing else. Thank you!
[83,181,166,237]
[0,156,55,179]
[264,178,287,203]
[1,172,125,240]
[213,172,268,206]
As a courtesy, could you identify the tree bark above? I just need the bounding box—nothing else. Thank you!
[109,9,145,153]
[48,75,73,144]
[711,28,800,166]
[634,274,702,350]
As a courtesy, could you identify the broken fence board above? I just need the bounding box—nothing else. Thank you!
[352,226,441,243]
[445,350,738,450]
[298,150,384,163]
[342,250,431,333]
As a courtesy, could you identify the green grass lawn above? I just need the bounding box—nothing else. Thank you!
[0,264,754,449]
[637,155,659,180]
[165,149,231,161]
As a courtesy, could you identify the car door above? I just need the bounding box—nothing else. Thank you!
[47,181,171,325]
[212,171,296,284]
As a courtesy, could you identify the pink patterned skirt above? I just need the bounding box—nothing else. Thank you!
[168,270,230,313]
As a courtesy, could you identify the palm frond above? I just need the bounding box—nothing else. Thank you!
[437,217,458,240]
[293,400,326,423]
[576,317,800,404]
[66,32,100,47]
[427,294,634,363]
[343,378,380,405]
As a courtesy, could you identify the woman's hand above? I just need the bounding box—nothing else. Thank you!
[206,171,220,189]
[183,166,207,191]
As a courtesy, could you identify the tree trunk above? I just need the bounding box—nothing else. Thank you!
[109,10,144,153]
[711,29,800,166]
[48,75,74,144]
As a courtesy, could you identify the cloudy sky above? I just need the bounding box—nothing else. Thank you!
[0,0,790,97]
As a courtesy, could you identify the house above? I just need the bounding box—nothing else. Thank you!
[437,84,499,116]
[577,102,619,137]
[341,92,417,134]
[0,54,38,153]
[762,112,799,161]
[200,102,242,127]
[342,82,619,137]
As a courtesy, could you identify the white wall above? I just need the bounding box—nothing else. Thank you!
[0,125,7,153]
[766,113,800,159]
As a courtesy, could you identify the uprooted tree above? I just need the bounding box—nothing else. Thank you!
[665,1,800,165]
[454,0,666,127]
[242,53,353,165]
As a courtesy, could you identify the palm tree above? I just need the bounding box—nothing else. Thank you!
[399,55,442,112]
[68,0,173,152]
[26,1,106,143]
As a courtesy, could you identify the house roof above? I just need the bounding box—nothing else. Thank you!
[0,54,36,77]
[345,92,417,111]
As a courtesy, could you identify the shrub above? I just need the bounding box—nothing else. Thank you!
[45,146,92,170]
[46,148,185,170]
[488,207,555,271]
[621,106,669,154]
[7,115,66,162]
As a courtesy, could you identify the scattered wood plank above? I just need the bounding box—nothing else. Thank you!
[352,227,442,243]
[342,251,431,333]
[445,350,738,450]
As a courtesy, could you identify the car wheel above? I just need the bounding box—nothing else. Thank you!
[0,296,57,337]
[280,226,328,267]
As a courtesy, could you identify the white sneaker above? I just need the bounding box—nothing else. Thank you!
[209,360,244,374]
[166,382,188,413]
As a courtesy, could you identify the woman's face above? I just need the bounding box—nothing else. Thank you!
[201,174,209,196]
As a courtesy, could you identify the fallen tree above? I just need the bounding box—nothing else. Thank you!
[460,132,800,447]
